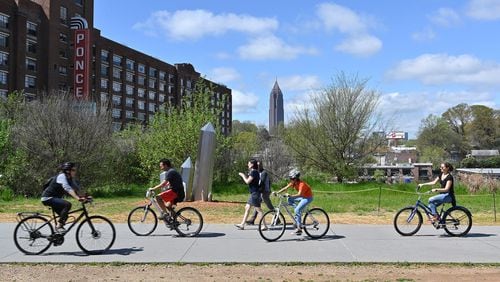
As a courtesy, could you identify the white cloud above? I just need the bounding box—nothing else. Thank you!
[209,67,240,83]
[335,34,382,57]
[231,90,259,114]
[278,75,322,91]
[466,0,500,20]
[238,35,318,60]
[315,3,382,57]
[428,8,461,27]
[412,27,436,41]
[133,9,278,41]
[387,53,500,86]
[316,3,367,33]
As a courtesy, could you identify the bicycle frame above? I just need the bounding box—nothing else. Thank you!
[408,193,446,225]
[273,195,309,225]
[17,201,94,239]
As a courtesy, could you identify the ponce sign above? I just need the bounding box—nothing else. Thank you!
[74,29,90,99]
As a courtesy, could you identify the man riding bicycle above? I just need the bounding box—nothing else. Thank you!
[274,169,313,235]
[41,162,87,232]
[148,159,185,222]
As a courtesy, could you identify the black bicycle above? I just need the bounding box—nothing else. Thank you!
[393,187,472,237]
[127,189,203,237]
[13,197,116,255]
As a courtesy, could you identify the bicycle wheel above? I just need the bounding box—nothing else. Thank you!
[393,206,422,236]
[13,215,53,255]
[127,206,158,236]
[302,208,330,239]
[76,215,116,255]
[258,210,286,242]
[174,207,203,237]
[443,206,472,237]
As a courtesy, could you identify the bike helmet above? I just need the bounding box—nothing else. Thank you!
[288,169,300,179]
[60,162,76,172]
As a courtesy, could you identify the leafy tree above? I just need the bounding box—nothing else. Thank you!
[282,72,386,182]
[416,114,462,163]
[137,80,230,183]
[467,105,498,149]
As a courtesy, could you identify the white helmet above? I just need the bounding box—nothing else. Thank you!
[288,169,300,179]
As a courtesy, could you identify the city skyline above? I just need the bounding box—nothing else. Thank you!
[95,0,500,138]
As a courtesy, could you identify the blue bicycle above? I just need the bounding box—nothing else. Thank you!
[393,187,472,237]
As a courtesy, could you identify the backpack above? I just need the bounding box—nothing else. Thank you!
[42,176,55,191]
[258,171,268,192]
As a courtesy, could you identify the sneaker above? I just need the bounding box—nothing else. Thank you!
[245,220,255,225]
[291,229,302,235]
[55,226,66,233]
[234,224,245,230]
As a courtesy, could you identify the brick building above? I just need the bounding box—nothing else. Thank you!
[0,0,232,133]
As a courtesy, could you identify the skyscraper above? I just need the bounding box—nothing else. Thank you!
[269,80,284,134]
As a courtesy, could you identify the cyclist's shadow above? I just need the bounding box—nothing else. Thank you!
[150,232,226,238]
[42,247,144,256]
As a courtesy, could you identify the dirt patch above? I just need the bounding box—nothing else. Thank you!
[0,263,499,281]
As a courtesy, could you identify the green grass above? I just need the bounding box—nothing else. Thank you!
[0,181,498,224]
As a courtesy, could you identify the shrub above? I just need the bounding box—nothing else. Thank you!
[0,187,14,201]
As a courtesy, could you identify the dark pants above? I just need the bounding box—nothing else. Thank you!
[42,198,72,226]
[248,191,274,223]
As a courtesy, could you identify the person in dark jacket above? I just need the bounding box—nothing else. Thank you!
[41,162,85,232]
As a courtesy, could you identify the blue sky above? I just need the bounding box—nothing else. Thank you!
[95,0,500,138]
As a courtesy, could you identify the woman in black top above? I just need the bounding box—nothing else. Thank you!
[418,162,455,222]
[235,159,266,230]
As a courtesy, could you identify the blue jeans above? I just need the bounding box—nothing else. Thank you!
[288,196,313,228]
[428,193,452,216]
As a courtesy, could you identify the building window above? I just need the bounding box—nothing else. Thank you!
[59,33,68,43]
[138,100,145,110]
[159,94,165,103]
[100,78,108,89]
[27,22,37,37]
[0,52,8,66]
[59,49,68,59]
[101,50,109,62]
[137,112,145,121]
[112,67,122,79]
[25,75,36,89]
[26,57,36,71]
[112,54,122,66]
[112,81,121,92]
[26,40,37,53]
[125,85,134,95]
[112,95,121,106]
[0,71,7,85]
[126,98,133,108]
[101,64,109,76]
[0,33,9,48]
[169,74,175,84]
[126,110,133,119]
[125,72,134,82]
[112,108,121,118]
[148,79,156,89]
[148,103,155,112]
[58,65,68,75]
[159,71,166,81]
[126,59,134,71]
[137,88,145,98]
[137,75,145,86]
[168,85,174,94]
[138,63,145,74]
[0,89,7,99]
[149,67,157,77]
[60,6,68,24]
[75,0,84,6]
[148,91,156,100]
[100,92,108,104]
[159,81,166,92]
[0,13,9,29]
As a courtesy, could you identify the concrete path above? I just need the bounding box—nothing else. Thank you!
[1,223,499,263]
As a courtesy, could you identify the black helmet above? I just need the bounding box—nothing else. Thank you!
[60,162,76,172]
[288,169,300,179]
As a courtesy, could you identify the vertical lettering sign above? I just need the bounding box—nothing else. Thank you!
[73,29,90,99]
[71,16,90,100]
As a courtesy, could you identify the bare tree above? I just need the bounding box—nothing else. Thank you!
[283,72,387,182]
[11,92,115,195]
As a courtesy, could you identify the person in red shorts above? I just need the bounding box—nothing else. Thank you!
[148,159,185,221]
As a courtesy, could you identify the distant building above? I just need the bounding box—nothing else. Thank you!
[0,0,232,134]
[469,150,499,159]
[269,80,283,135]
